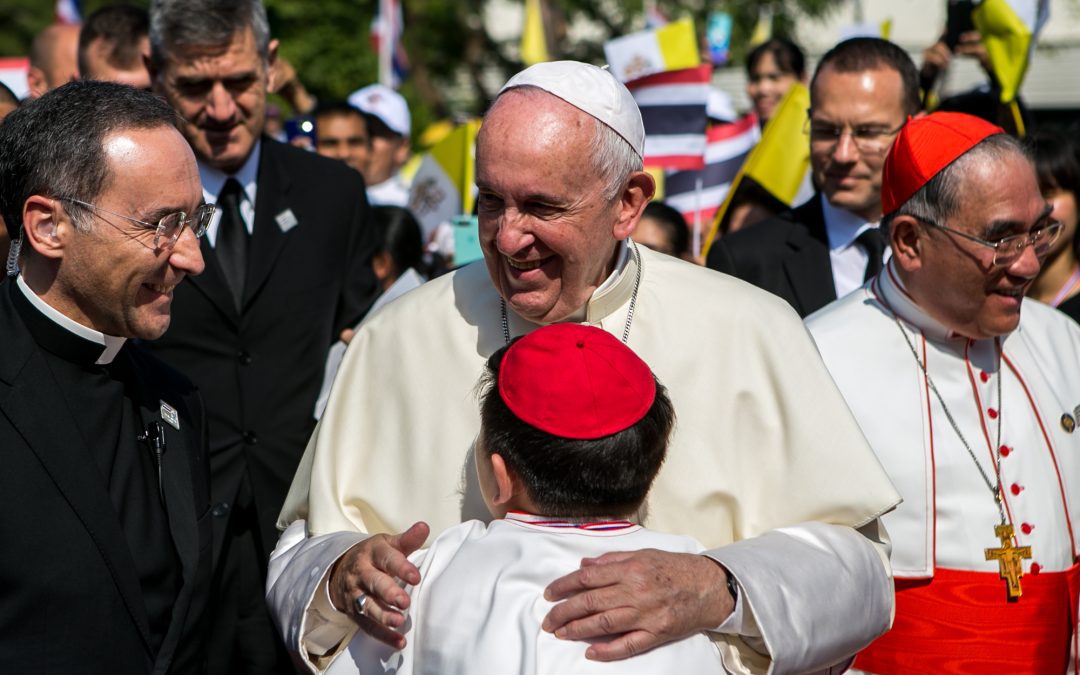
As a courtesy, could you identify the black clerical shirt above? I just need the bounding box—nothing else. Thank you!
[11,283,182,654]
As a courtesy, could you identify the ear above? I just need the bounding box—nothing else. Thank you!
[371,250,394,283]
[266,39,280,90]
[20,196,70,261]
[489,453,517,506]
[613,170,656,240]
[392,137,411,167]
[889,214,924,273]
[27,67,47,99]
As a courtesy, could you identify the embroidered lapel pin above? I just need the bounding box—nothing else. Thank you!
[1062,412,1076,434]
[275,209,299,233]
[160,400,180,430]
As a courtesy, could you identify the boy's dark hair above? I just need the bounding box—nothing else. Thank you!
[78,4,150,76]
[478,340,675,518]
[746,37,806,80]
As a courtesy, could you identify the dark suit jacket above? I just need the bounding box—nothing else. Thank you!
[706,194,836,318]
[144,138,378,563]
[0,280,213,674]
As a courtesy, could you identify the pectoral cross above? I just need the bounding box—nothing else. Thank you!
[984,523,1032,600]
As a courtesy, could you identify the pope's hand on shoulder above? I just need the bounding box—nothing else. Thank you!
[328,521,429,649]
[542,549,735,661]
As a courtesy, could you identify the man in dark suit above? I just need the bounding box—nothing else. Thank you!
[707,38,921,317]
[144,1,379,672]
[0,80,213,674]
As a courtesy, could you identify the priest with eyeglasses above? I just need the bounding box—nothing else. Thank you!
[807,111,1080,673]
[0,80,215,673]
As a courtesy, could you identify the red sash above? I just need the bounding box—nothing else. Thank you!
[854,564,1080,674]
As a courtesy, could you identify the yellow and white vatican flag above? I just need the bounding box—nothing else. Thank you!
[604,17,700,83]
[973,0,1050,103]
[407,119,481,239]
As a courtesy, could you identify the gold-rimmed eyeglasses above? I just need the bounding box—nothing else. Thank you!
[62,197,215,250]
[804,117,905,155]
[918,216,1064,268]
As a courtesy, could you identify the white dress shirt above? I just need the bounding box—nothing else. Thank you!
[821,194,889,299]
[198,141,262,244]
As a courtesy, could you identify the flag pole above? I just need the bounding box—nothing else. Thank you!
[692,175,703,258]
[378,0,394,87]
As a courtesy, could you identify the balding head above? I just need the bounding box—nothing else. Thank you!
[28,23,80,98]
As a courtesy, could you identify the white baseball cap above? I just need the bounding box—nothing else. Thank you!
[348,84,411,137]
[499,61,645,159]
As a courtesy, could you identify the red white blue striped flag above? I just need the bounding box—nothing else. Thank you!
[55,0,82,24]
[627,64,712,171]
[663,114,759,230]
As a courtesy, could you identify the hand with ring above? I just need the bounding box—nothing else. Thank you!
[329,521,430,649]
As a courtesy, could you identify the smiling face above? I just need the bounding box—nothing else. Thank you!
[475,90,645,324]
[746,51,800,123]
[56,126,205,339]
[315,111,370,175]
[152,28,271,173]
[809,65,907,222]
[903,151,1049,339]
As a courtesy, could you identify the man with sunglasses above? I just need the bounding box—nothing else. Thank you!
[808,112,1080,673]
[708,37,920,318]
[0,80,214,673]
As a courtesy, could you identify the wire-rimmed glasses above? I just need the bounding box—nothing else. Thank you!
[62,197,215,250]
[919,217,1064,268]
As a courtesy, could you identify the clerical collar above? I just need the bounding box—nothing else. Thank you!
[504,511,637,532]
[198,139,261,242]
[821,194,878,253]
[876,260,970,343]
[14,275,127,365]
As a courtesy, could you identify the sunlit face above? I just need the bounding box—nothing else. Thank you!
[905,152,1049,339]
[315,112,370,175]
[57,127,205,338]
[809,65,907,222]
[82,37,151,90]
[746,52,799,123]
[366,131,408,185]
[475,91,639,324]
[153,28,270,173]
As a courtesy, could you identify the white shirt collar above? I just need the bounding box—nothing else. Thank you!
[820,194,878,251]
[876,259,968,343]
[198,139,261,206]
[564,240,632,323]
[16,274,127,364]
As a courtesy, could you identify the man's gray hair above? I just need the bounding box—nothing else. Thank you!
[882,133,1027,237]
[491,86,642,203]
[149,0,271,68]
[0,80,179,272]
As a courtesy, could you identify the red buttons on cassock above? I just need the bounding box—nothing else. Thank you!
[1030,563,1042,575]
[988,408,998,419]
[1010,483,1023,496]
[980,371,989,383]
[999,445,1011,457]
[1020,523,1033,535]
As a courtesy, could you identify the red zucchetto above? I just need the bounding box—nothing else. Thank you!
[499,324,656,440]
[881,112,1004,216]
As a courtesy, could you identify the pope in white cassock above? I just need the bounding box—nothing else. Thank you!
[267,61,902,674]
[807,112,1080,673]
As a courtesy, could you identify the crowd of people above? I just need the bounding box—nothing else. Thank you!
[1,1,1078,674]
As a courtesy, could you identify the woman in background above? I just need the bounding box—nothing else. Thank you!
[1025,130,1080,323]
[745,37,806,127]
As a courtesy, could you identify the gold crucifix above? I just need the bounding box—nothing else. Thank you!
[984,524,1032,600]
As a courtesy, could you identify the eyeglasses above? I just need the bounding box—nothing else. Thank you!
[804,117,905,155]
[62,198,215,250]
[919,217,1064,267]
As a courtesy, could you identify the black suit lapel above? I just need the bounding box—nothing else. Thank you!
[0,339,154,655]
[783,196,837,315]
[186,236,241,325]
[127,361,198,672]
[244,140,294,308]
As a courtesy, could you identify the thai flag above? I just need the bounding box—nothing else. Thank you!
[627,64,712,171]
[55,0,81,24]
[663,114,759,229]
[371,0,408,88]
